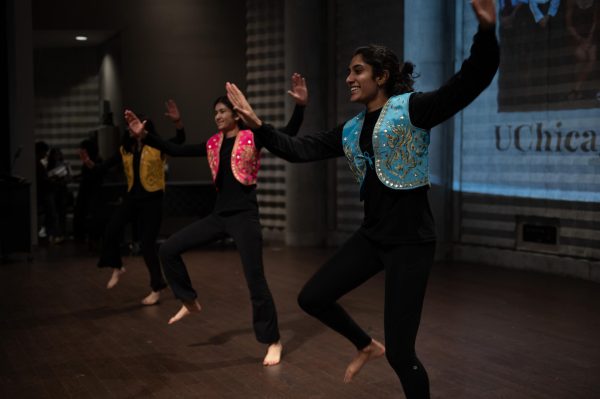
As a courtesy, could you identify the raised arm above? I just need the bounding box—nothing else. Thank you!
[409,0,499,130]
[280,72,309,136]
[144,133,206,157]
[164,99,186,144]
[279,73,308,136]
[279,104,305,137]
[225,82,342,162]
[255,123,343,163]
[286,72,308,107]
[251,73,308,137]
[125,109,206,157]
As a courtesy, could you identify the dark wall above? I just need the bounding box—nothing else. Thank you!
[335,0,404,121]
[34,47,100,97]
[33,46,103,178]
[31,0,247,181]
[118,0,246,181]
[32,0,127,30]
[2,1,11,174]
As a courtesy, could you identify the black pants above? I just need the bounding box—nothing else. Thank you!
[159,210,280,344]
[298,230,434,399]
[73,183,102,241]
[44,189,67,238]
[98,194,167,292]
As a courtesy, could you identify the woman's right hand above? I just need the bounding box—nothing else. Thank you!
[124,109,147,138]
[225,82,263,129]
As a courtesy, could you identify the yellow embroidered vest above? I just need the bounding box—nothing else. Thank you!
[120,145,165,192]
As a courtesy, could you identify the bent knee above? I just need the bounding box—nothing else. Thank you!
[158,241,178,260]
[297,288,324,315]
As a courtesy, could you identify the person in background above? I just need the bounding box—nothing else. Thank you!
[35,141,50,240]
[45,147,72,244]
[74,139,104,246]
[82,101,185,305]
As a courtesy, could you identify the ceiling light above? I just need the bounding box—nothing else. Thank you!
[75,36,88,41]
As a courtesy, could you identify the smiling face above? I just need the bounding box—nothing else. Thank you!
[346,54,389,111]
[214,102,239,133]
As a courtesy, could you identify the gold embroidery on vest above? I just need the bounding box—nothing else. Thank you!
[120,148,135,191]
[139,146,165,192]
[384,123,417,179]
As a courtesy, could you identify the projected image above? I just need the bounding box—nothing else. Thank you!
[498,0,600,111]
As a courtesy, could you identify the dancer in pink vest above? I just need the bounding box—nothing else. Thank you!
[125,73,308,366]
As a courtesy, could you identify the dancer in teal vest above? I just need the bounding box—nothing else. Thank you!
[226,1,498,397]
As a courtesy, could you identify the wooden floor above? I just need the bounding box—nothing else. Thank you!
[1,242,599,398]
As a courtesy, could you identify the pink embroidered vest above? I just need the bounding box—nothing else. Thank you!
[206,129,260,187]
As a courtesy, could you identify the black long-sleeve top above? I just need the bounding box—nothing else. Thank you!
[91,128,186,200]
[143,104,305,214]
[253,26,500,245]
[77,160,104,199]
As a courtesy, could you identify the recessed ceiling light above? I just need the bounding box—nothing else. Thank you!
[75,36,88,41]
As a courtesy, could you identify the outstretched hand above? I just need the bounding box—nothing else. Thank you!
[287,73,308,106]
[471,0,496,29]
[225,82,263,129]
[124,109,147,138]
[164,99,181,123]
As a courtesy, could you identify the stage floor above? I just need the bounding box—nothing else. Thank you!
[1,243,599,398]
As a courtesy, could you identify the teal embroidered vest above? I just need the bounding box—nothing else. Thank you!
[342,93,430,190]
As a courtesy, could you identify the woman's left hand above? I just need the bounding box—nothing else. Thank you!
[471,0,496,29]
[287,73,308,106]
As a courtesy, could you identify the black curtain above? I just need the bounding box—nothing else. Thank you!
[1,1,10,175]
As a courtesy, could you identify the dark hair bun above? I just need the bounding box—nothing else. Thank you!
[400,61,415,76]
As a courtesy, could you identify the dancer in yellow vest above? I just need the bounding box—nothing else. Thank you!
[81,101,184,305]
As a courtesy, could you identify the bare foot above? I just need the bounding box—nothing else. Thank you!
[263,341,283,366]
[344,339,386,383]
[141,290,161,306]
[168,300,202,324]
[106,267,125,289]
